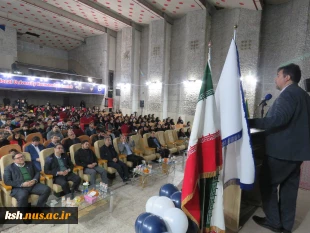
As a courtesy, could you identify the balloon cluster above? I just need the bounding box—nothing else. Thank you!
[135,183,198,233]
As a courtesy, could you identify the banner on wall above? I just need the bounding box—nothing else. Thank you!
[0,73,105,95]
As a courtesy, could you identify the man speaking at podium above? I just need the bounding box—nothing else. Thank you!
[248,63,310,233]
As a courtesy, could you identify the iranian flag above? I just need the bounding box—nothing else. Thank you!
[181,62,225,233]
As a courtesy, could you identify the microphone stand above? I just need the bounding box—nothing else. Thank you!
[260,102,267,118]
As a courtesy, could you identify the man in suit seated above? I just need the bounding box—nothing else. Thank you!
[85,122,96,136]
[46,135,60,148]
[63,129,81,153]
[4,152,51,207]
[20,124,32,138]
[44,144,81,199]
[46,125,64,140]
[100,137,130,182]
[75,140,108,187]
[118,135,143,168]
[148,131,170,158]
[25,136,45,171]
[91,128,107,146]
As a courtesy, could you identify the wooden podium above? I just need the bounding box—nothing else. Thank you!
[224,129,265,232]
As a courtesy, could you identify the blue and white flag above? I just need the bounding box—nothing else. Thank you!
[215,39,255,190]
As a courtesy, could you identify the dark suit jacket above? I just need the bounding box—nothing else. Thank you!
[251,84,310,161]
[100,145,119,162]
[46,142,56,148]
[63,138,81,153]
[4,161,40,196]
[25,144,45,171]
[74,148,98,168]
[148,136,161,149]
[44,153,74,177]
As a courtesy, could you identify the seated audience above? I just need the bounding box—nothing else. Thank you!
[31,123,45,135]
[72,125,84,137]
[0,132,10,147]
[20,124,31,138]
[177,117,183,125]
[46,135,60,148]
[44,144,81,199]
[185,128,191,138]
[63,129,81,153]
[1,125,13,139]
[4,152,51,207]
[147,131,170,158]
[74,140,108,187]
[10,131,25,149]
[25,136,45,171]
[0,113,6,127]
[85,122,96,136]
[120,120,131,136]
[178,128,187,139]
[118,135,143,168]
[91,129,106,146]
[46,125,64,140]
[100,137,129,182]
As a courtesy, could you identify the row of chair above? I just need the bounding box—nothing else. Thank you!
[0,129,188,207]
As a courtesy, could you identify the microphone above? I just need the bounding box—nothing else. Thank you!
[258,94,272,106]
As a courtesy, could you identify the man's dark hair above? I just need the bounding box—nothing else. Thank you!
[32,136,40,142]
[278,63,301,84]
[54,143,63,148]
[12,152,22,160]
[9,148,19,154]
[81,140,89,145]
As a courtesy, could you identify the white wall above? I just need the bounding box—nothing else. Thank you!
[0,27,17,70]
[17,40,69,70]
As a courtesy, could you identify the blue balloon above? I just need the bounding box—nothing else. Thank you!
[170,191,182,209]
[159,183,179,198]
[135,212,152,233]
[139,215,168,233]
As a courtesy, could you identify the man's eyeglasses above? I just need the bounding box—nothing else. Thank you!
[14,156,25,160]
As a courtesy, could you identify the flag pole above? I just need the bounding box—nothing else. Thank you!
[223,25,238,187]
[233,25,238,41]
[199,41,213,233]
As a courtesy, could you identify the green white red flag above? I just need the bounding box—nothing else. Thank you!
[181,62,225,233]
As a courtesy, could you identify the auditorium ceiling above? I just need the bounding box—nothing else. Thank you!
[207,0,262,10]
[0,0,262,50]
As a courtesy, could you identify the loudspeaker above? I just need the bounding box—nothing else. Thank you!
[305,79,310,92]
[140,100,144,108]
[104,98,108,107]
[116,89,121,96]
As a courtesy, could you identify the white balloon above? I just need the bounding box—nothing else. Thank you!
[163,208,188,233]
[152,196,175,217]
[145,195,159,212]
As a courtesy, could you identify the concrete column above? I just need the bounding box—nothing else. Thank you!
[146,19,171,119]
[132,29,141,114]
[169,10,207,123]
[139,26,149,116]
[115,27,141,115]
[68,33,108,85]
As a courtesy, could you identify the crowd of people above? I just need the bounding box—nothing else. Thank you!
[0,103,191,208]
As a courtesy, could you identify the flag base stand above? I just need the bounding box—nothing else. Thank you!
[224,185,242,232]
[223,129,264,232]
